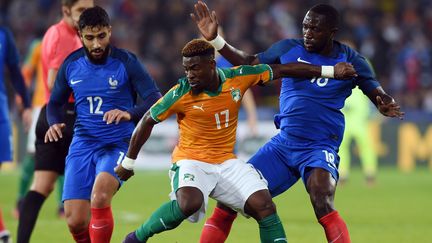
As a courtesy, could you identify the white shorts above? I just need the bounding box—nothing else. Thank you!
[26,107,41,153]
[168,158,268,223]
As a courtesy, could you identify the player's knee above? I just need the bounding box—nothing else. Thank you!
[91,191,112,208]
[178,197,203,217]
[176,188,204,217]
[244,191,276,220]
[66,214,88,233]
[309,187,335,217]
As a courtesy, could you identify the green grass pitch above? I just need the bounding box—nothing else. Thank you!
[1,167,431,242]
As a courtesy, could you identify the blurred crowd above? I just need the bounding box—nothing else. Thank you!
[2,0,432,111]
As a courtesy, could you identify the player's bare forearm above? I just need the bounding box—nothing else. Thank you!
[219,44,258,65]
[271,62,357,80]
[271,63,321,79]
[126,111,157,159]
[367,87,404,119]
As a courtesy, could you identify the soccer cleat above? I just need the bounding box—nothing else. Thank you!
[0,230,11,243]
[123,231,144,243]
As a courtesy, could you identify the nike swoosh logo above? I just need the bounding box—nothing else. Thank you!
[297,57,311,64]
[91,224,106,229]
[204,223,219,229]
[70,79,83,85]
[329,233,343,243]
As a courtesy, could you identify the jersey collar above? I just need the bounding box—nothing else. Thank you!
[204,68,226,97]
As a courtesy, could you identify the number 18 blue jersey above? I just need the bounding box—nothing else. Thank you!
[258,39,379,147]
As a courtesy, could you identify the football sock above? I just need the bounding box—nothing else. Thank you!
[17,191,46,243]
[258,213,287,243]
[135,200,186,242]
[200,206,237,243]
[18,154,35,199]
[71,229,90,243]
[89,207,114,243]
[319,210,351,243]
[0,208,6,232]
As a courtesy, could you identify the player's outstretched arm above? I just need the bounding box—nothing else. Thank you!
[191,0,257,65]
[366,87,404,119]
[115,111,158,181]
[270,62,357,80]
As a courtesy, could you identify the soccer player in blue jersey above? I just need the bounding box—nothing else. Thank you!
[192,2,404,243]
[44,6,161,243]
[0,25,32,243]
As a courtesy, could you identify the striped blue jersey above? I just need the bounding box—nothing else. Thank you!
[49,46,159,143]
[258,39,379,147]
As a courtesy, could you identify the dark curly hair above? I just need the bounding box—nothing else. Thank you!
[78,6,110,31]
[182,39,215,58]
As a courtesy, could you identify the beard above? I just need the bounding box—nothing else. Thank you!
[84,45,110,65]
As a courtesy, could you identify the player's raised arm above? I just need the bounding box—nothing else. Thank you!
[191,0,258,65]
[270,62,358,80]
[366,86,404,119]
[115,111,158,181]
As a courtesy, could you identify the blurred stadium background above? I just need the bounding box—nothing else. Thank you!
[0,0,431,242]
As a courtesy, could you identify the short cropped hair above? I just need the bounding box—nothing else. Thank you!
[78,6,110,31]
[62,0,79,8]
[182,39,215,58]
[309,4,340,29]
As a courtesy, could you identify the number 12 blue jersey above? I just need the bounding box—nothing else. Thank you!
[49,46,159,143]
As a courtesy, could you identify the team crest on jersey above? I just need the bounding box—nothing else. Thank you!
[109,76,118,89]
[230,87,241,102]
[183,173,195,182]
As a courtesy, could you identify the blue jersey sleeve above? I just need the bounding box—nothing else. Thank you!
[2,27,30,108]
[124,52,161,122]
[216,56,233,68]
[47,60,73,125]
[345,46,380,93]
[257,39,300,64]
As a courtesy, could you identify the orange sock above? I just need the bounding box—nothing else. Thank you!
[200,206,237,243]
[0,208,5,232]
[71,229,90,243]
[89,207,114,243]
[318,210,351,243]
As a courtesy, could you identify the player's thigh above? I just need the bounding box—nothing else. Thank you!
[63,140,96,201]
[248,139,299,197]
[0,121,12,162]
[94,143,128,188]
[299,146,340,185]
[169,159,218,223]
[211,158,268,215]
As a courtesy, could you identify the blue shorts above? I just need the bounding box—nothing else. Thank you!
[62,137,128,201]
[0,121,12,163]
[248,132,340,198]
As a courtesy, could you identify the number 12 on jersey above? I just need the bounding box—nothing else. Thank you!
[87,96,104,114]
[215,110,229,129]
